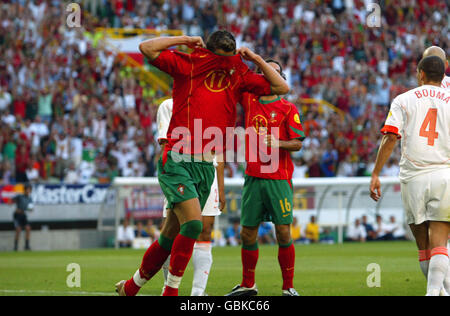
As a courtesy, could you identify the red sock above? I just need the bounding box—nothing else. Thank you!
[168,234,197,277]
[140,239,171,280]
[162,234,196,296]
[124,239,171,296]
[124,278,141,296]
[278,243,295,290]
[241,248,259,288]
[163,286,178,296]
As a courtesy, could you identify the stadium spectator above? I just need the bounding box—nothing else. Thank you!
[116,218,135,248]
[0,0,447,185]
[290,217,302,243]
[305,215,320,243]
[134,221,149,238]
[374,215,395,241]
[144,219,159,241]
[345,218,367,242]
[385,215,407,241]
[258,222,276,245]
[361,215,376,241]
[225,218,241,246]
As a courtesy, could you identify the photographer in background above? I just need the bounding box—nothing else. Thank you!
[12,183,34,251]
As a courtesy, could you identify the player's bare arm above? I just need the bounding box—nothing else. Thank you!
[237,47,289,95]
[370,133,398,202]
[139,35,205,61]
[265,135,302,151]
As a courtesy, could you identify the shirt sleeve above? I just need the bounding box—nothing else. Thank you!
[286,105,306,141]
[240,70,272,96]
[149,49,192,77]
[381,96,404,138]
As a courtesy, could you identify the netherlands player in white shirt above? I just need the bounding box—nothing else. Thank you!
[370,56,450,296]
[421,46,450,296]
[157,98,225,296]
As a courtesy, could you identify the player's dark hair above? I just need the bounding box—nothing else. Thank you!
[258,58,286,80]
[206,30,236,53]
[418,56,445,83]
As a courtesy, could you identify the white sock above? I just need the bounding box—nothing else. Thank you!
[191,242,213,296]
[444,241,450,294]
[132,269,147,288]
[162,255,170,286]
[427,247,449,296]
[166,272,182,289]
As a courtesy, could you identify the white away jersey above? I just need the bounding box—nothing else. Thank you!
[156,98,173,142]
[381,85,450,183]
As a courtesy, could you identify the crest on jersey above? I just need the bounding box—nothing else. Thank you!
[269,111,278,123]
[177,184,185,195]
[294,113,301,124]
[252,115,268,135]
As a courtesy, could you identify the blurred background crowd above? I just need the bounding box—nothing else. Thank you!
[0,0,448,185]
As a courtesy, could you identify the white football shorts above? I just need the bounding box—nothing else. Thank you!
[401,168,450,225]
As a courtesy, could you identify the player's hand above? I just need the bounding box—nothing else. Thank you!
[237,47,260,63]
[184,36,205,49]
[264,135,279,148]
[370,175,381,202]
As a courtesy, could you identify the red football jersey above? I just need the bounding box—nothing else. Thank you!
[150,47,272,155]
[241,93,305,180]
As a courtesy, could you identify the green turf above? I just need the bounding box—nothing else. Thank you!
[0,241,426,296]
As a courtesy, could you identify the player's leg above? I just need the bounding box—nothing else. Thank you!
[119,208,179,296]
[445,236,450,295]
[426,170,450,296]
[226,176,263,296]
[24,223,31,251]
[163,197,203,296]
[426,221,450,296]
[191,215,215,296]
[240,226,259,289]
[225,228,261,297]
[14,226,21,251]
[274,224,297,296]
[401,178,432,286]
[409,222,430,280]
[266,179,298,296]
[191,172,220,296]
[13,212,25,251]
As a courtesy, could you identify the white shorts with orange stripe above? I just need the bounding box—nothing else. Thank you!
[401,168,450,225]
[162,169,220,218]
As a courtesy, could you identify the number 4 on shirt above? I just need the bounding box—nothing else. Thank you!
[419,108,438,146]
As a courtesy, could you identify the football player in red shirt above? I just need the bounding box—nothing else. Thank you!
[116,31,289,296]
[226,60,305,296]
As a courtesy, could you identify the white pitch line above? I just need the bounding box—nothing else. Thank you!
[0,289,153,296]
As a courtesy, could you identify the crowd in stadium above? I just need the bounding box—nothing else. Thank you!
[0,0,448,184]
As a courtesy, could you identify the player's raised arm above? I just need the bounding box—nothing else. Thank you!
[370,133,398,202]
[138,35,205,61]
[237,47,289,95]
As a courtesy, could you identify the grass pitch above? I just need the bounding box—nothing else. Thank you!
[0,241,425,296]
